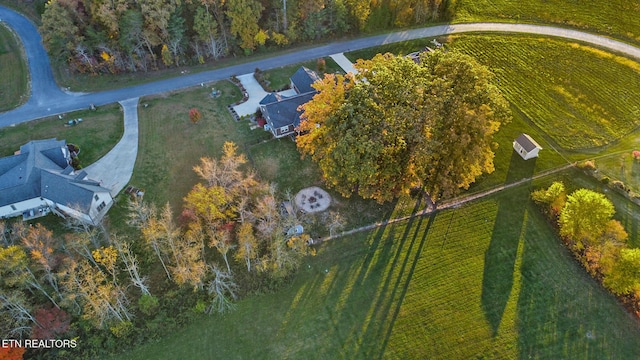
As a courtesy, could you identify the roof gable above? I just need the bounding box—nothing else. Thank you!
[259,92,288,105]
[0,154,29,191]
[262,92,316,129]
[290,67,321,94]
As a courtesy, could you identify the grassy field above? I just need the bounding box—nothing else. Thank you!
[449,35,640,150]
[114,180,640,360]
[347,35,640,151]
[0,23,28,112]
[452,0,640,44]
[0,103,123,166]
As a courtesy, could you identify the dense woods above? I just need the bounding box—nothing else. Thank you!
[39,0,451,74]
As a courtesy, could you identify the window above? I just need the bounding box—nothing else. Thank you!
[11,205,17,211]
[94,194,99,201]
[97,201,106,212]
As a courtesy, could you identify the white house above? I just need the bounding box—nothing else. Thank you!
[513,134,542,160]
[0,139,114,225]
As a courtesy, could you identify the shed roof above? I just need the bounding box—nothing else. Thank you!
[515,134,542,152]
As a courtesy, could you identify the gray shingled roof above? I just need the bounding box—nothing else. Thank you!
[0,139,111,211]
[262,92,316,130]
[515,134,542,152]
[41,170,100,212]
[259,92,287,105]
[290,67,321,94]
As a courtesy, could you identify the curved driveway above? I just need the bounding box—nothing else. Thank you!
[2,5,640,127]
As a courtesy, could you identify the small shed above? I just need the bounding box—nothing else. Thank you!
[513,134,542,160]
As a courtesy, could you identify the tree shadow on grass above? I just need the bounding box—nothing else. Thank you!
[516,210,640,359]
[308,195,435,359]
[481,152,536,335]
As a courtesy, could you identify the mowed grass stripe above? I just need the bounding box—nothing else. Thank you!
[115,185,640,360]
[452,0,640,44]
[450,35,640,149]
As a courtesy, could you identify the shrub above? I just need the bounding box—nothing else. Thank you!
[577,160,596,170]
[611,180,627,191]
[193,299,207,314]
[189,108,202,124]
[138,294,160,316]
[317,58,326,73]
[633,150,640,160]
[601,176,610,184]
[110,321,133,338]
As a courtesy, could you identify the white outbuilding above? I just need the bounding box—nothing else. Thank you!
[513,134,542,160]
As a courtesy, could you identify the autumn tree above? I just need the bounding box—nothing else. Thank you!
[0,246,39,337]
[235,222,258,272]
[226,0,264,52]
[189,108,202,124]
[0,245,60,309]
[31,307,71,340]
[298,51,510,203]
[0,346,25,360]
[604,248,640,295]
[59,259,131,328]
[531,181,567,217]
[40,0,80,62]
[559,188,616,247]
[19,224,64,306]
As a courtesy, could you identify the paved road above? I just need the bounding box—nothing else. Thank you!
[0,5,67,107]
[2,4,640,127]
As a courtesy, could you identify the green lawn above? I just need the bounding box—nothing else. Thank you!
[450,35,640,150]
[452,0,640,44]
[129,81,272,210]
[0,23,28,111]
[257,57,343,91]
[114,181,640,359]
[0,104,123,166]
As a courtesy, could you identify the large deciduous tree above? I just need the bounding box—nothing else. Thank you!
[225,0,264,52]
[298,51,510,203]
[559,188,616,246]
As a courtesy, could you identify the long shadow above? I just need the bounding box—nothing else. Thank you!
[481,152,536,335]
[375,211,436,359]
[322,195,428,358]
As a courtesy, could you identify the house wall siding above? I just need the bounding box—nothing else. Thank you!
[88,192,114,221]
[0,198,48,219]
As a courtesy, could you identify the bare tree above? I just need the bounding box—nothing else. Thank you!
[206,265,238,314]
[111,235,151,296]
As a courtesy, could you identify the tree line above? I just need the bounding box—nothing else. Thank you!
[532,182,640,313]
[39,0,451,74]
[0,142,315,358]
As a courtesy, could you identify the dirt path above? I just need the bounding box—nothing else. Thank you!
[317,163,576,243]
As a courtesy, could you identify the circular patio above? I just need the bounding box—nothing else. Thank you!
[295,187,331,213]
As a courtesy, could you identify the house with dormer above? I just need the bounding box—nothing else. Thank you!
[0,139,113,225]
[260,67,321,138]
